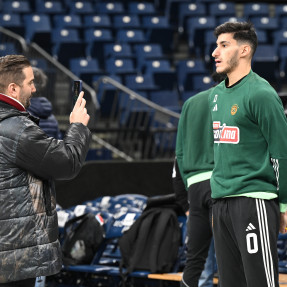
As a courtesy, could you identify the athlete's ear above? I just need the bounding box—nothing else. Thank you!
[241,44,252,58]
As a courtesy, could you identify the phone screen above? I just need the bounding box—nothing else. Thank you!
[73,80,82,105]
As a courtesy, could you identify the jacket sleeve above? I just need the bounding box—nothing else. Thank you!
[251,88,287,212]
[16,122,91,180]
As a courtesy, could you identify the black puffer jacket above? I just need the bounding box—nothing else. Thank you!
[0,98,91,283]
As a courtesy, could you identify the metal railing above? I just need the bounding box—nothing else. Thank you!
[93,76,180,160]
[0,27,181,161]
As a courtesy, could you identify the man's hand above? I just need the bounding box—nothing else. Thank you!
[70,91,90,126]
[279,211,287,234]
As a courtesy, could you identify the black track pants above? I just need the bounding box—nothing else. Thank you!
[181,180,213,287]
[213,197,280,287]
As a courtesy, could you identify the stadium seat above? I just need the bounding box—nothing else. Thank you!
[23,14,52,52]
[3,0,31,14]
[142,15,174,53]
[124,74,158,93]
[116,29,146,46]
[250,16,279,33]
[134,44,164,71]
[52,28,85,67]
[70,57,102,86]
[113,15,141,30]
[177,2,206,34]
[209,2,236,18]
[128,2,157,17]
[53,14,82,29]
[273,29,287,53]
[190,75,215,92]
[186,16,217,57]
[176,59,209,94]
[96,2,125,15]
[35,1,64,15]
[252,44,280,88]
[203,29,217,64]
[143,59,177,91]
[0,13,24,35]
[105,58,136,77]
[0,42,19,56]
[68,1,94,14]
[164,0,190,27]
[84,28,114,66]
[84,15,111,29]
[104,43,133,61]
[243,3,270,19]
[149,90,180,109]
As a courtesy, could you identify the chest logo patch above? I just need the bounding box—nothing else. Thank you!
[213,121,240,144]
[231,104,239,115]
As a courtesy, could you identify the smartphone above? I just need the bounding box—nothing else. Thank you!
[73,80,82,105]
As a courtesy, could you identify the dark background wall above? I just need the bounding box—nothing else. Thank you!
[55,160,174,209]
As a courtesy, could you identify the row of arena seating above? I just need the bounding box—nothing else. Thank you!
[53,194,187,286]
[51,193,287,286]
[0,1,286,121]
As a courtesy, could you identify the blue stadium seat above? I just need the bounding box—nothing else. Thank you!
[164,0,190,27]
[149,90,180,109]
[186,16,217,57]
[52,28,85,67]
[70,57,102,86]
[53,14,82,29]
[275,4,287,19]
[105,58,136,77]
[243,3,270,18]
[177,2,206,34]
[3,0,31,14]
[204,29,217,64]
[116,29,146,46]
[104,43,133,60]
[68,1,94,14]
[252,44,280,88]
[84,28,114,66]
[23,14,52,52]
[209,2,236,18]
[84,15,111,29]
[0,13,24,35]
[134,44,164,71]
[143,59,177,91]
[113,15,141,29]
[191,75,215,92]
[250,16,279,32]
[96,2,125,15]
[142,15,174,53]
[35,1,64,15]
[273,29,287,53]
[176,59,209,94]
[124,74,158,93]
[128,2,157,17]
[0,42,19,56]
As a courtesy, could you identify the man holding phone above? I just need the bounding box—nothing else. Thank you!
[0,55,91,286]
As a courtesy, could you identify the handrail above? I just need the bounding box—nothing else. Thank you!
[29,42,100,110]
[93,76,181,119]
[0,26,28,52]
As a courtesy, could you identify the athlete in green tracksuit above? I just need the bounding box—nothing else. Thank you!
[210,21,287,287]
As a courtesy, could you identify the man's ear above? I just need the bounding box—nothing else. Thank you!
[7,83,18,99]
[241,44,252,58]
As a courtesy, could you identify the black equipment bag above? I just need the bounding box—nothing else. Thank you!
[61,213,105,265]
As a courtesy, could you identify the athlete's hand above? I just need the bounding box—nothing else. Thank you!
[279,211,287,234]
[70,91,90,126]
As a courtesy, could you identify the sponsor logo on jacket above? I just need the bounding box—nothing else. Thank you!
[213,121,240,144]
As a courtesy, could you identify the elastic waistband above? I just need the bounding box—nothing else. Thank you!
[187,171,213,187]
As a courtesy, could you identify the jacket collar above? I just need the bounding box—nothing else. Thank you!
[0,93,26,112]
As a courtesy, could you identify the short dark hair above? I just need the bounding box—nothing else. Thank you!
[214,21,258,57]
[0,55,31,92]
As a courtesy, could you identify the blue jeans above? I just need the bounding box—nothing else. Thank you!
[199,239,217,287]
